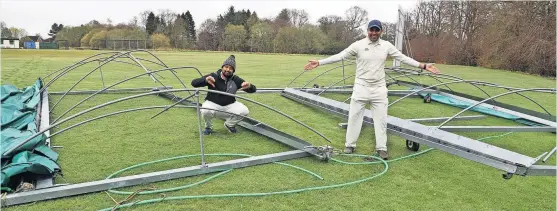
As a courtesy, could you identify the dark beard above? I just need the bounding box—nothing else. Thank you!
[222,71,233,79]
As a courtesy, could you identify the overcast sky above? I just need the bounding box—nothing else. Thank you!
[0,0,418,38]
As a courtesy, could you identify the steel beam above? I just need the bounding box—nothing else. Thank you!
[251,89,354,94]
[340,123,556,133]
[3,90,322,206]
[49,87,172,95]
[338,115,487,129]
[239,86,355,94]
[407,115,487,123]
[387,89,436,97]
[517,165,557,176]
[1,150,310,206]
[434,126,557,133]
[35,87,54,189]
[156,93,322,157]
[238,120,316,153]
[281,88,540,173]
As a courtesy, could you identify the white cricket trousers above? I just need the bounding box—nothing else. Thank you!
[345,83,389,151]
[201,100,249,128]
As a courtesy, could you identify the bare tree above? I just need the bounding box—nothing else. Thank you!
[344,6,368,30]
[158,9,177,26]
[380,22,396,44]
[128,16,139,27]
[9,27,28,39]
[289,9,309,27]
[169,15,187,48]
[139,10,153,28]
[196,19,218,50]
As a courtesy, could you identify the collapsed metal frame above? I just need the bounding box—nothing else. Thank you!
[2,51,334,206]
[282,64,556,179]
[2,50,555,207]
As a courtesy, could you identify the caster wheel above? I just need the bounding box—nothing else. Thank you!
[406,140,420,151]
[424,93,432,103]
[502,172,513,180]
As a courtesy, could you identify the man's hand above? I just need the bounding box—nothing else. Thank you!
[304,60,320,71]
[206,76,216,87]
[241,81,251,90]
[424,63,440,74]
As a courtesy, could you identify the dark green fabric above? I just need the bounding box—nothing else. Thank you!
[34,145,59,162]
[1,151,60,187]
[0,85,21,101]
[1,128,46,158]
[1,108,36,130]
[24,79,42,109]
[1,79,61,192]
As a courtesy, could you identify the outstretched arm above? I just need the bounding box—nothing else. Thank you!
[388,43,440,74]
[304,43,358,71]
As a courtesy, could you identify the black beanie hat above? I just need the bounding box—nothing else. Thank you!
[222,55,236,72]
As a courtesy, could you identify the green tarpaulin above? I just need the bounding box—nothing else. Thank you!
[1,79,61,192]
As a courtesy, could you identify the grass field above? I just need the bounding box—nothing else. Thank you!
[1,49,556,211]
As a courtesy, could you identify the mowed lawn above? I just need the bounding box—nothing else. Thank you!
[1,49,555,211]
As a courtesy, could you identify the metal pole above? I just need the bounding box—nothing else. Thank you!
[342,59,345,86]
[542,146,557,163]
[300,63,355,89]
[393,7,404,67]
[51,66,197,123]
[98,61,105,88]
[4,88,334,157]
[195,89,207,167]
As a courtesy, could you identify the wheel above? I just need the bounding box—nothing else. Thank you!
[424,93,432,103]
[502,172,513,180]
[406,140,420,151]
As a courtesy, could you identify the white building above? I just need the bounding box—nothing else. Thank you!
[1,38,20,48]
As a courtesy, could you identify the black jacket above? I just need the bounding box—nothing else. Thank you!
[191,69,257,106]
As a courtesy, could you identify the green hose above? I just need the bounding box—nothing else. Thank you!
[107,169,233,195]
[99,132,513,211]
[105,153,324,195]
[100,155,388,211]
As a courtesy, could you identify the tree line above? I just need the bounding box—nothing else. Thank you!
[404,1,555,77]
[1,2,554,77]
[195,6,369,55]
[36,6,370,53]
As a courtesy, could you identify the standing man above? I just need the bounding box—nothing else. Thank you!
[304,20,440,160]
[191,55,257,135]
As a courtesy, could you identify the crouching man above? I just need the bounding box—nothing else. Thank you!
[191,55,257,134]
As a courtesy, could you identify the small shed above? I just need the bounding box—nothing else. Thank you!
[1,38,20,49]
[23,36,43,49]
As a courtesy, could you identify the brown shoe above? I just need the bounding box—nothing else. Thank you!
[344,147,355,154]
[377,150,389,160]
